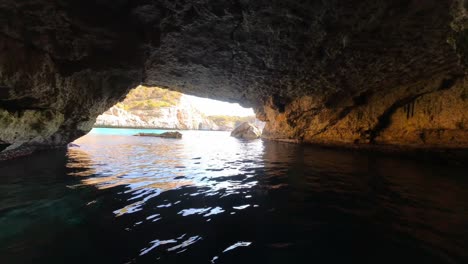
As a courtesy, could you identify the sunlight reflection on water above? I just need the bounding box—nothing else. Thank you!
[71,129,264,196]
[2,128,468,264]
[68,129,263,258]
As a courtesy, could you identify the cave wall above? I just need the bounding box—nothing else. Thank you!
[260,75,468,147]
[0,0,143,155]
[1,0,468,157]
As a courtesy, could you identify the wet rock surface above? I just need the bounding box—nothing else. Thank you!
[1,0,468,157]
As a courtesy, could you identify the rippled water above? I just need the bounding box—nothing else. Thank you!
[1,128,468,264]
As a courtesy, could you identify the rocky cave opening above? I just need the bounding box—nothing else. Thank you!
[92,85,263,132]
[0,0,467,160]
[2,1,468,262]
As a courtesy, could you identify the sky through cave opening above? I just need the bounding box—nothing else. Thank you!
[94,85,265,131]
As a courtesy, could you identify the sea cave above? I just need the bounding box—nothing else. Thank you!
[1,1,468,263]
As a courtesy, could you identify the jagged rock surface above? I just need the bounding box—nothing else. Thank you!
[1,0,468,156]
[261,76,468,147]
[95,106,146,128]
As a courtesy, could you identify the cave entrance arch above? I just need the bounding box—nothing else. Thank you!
[92,85,261,133]
[0,0,467,160]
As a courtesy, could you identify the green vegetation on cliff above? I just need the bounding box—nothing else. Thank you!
[116,86,182,111]
[106,86,259,130]
[207,115,257,128]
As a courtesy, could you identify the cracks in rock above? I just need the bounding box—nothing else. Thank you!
[287,106,320,126]
[306,90,373,138]
[403,100,416,119]
[0,143,11,152]
[368,93,423,143]
[302,75,462,143]
[286,104,319,140]
[368,75,461,143]
[288,107,320,140]
[307,105,354,138]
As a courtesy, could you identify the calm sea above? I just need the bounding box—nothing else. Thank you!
[1,128,467,263]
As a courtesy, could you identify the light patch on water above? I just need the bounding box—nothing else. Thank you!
[156,203,172,208]
[178,207,225,217]
[139,239,177,256]
[146,214,160,220]
[113,201,143,217]
[222,241,252,253]
[167,236,202,252]
[203,207,225,217]
[233,204,250,210]
[178,207,212,216]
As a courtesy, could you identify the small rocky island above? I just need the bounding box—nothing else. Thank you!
[231,122,262,140]
[134,132,182,139]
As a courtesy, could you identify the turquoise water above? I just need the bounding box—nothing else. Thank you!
[1,128,468,263]
[90,127,174,136]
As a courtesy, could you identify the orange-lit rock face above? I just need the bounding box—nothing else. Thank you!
[261,76,468,148]
[0,0,467,157]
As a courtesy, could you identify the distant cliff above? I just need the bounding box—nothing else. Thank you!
[95,86,263,131]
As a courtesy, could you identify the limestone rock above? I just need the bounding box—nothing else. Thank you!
[261,76,468,148]
[95,96,220,130]
[1,0,468,157]
[95,106,146,128]
[231,122,262,140]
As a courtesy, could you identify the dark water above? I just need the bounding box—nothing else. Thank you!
[1,129,468,264]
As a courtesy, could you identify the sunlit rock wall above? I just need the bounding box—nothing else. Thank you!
[260,76,468,148]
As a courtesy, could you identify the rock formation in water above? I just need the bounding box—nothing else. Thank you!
[231,122,262,140]
[135,131,182,139]
[0,0,468,156]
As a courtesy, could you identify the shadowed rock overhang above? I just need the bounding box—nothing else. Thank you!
[0,0,467,158]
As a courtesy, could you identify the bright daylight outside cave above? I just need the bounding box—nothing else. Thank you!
[0,1,468,264]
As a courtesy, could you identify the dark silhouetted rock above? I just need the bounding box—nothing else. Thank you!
[135,132,182,139]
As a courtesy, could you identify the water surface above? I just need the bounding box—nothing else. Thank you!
[1,128,467,263]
